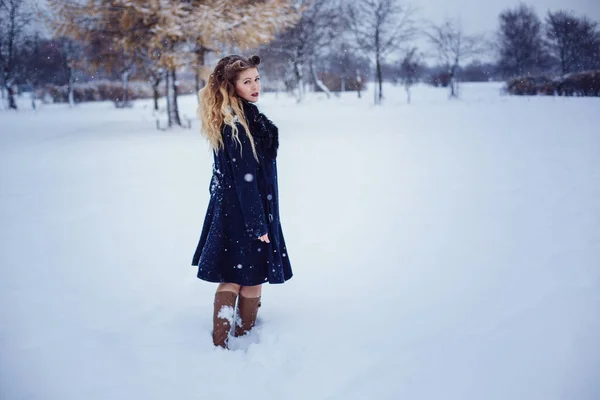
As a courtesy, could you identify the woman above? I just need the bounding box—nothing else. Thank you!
[192,54,293,349]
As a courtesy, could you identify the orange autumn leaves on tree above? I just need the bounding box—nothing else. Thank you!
[46,0,304,124]
[47,0,303,72]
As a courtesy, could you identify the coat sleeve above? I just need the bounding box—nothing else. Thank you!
[223,122,268,239]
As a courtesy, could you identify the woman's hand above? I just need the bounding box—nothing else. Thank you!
[259,233,270,243]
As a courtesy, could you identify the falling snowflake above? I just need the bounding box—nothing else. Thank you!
[236,264,243,269]
[283,253,286,257]
[244,173,254,182]
[267,194,273,200]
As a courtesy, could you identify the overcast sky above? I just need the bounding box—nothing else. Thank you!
[401,0,600,63]
[416,0,600,34]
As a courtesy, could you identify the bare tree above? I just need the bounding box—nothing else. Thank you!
[190,41,214,103]
[346,0,417,104]
[497,3,548,78]
[398,47,423,103]
[266,0,339,102]
[186,0,301,104]
[135,46,165,112]
[18,36,78,88]
[327,38,370,98]
[18,31,42,109]
[427,18,482,98]
[546,11,600,74]
[578,19,600,72]
[546,11,581,75]
[0,0,34,109]
[59,37,84,107]
[88,35,138,108]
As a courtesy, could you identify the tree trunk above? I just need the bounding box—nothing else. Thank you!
[195,48,206,103]
[356,69,362,98]
[375,24,383,104]
[121,69,130,107]
[405,85,411,104]
[67,64,75,107]
[5,1,17,110]
[4,70,17,110]
[376,55,383,104]
[374,78,378,104]
[7,85,17,110]
[1,69,5,100]
[27,80,36,110]
[449,64,458,98]
[310,60,330,98]
[292,59,304,103]
[194,70,201,102]
[166,69,181,127]
[152,75,161,111]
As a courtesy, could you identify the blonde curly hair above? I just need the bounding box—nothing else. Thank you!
[198,54,261,160]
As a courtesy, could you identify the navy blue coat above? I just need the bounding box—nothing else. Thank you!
[192,100,293,286]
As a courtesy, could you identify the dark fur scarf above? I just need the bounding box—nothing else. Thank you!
[240,99,279,160]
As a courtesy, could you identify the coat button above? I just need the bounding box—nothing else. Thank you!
[268,213,273,222]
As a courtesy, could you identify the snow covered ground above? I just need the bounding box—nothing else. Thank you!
[1,83,599,400]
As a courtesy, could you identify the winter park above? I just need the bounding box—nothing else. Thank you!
[1,0,599,399]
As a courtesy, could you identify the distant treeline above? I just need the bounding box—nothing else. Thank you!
[2,0,600,117]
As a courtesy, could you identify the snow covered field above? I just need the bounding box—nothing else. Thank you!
[1,83,599,400]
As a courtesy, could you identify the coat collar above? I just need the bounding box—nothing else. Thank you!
[239,98,279,159]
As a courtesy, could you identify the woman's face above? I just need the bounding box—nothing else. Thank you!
[234,68,260,103]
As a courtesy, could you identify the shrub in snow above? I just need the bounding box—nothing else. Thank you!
[556,71,600,96]
[313,72,367,93]
[428,72,452,88]
[38,80,199,105]
[506,70,600,97]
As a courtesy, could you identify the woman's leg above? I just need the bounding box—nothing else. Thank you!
[212,283,241,348]
[217,283,241,294]
[235,284,262,337]
[239,284,262,298]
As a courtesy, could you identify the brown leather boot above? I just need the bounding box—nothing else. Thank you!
[212,291,238,348]
[234,295,261,337]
